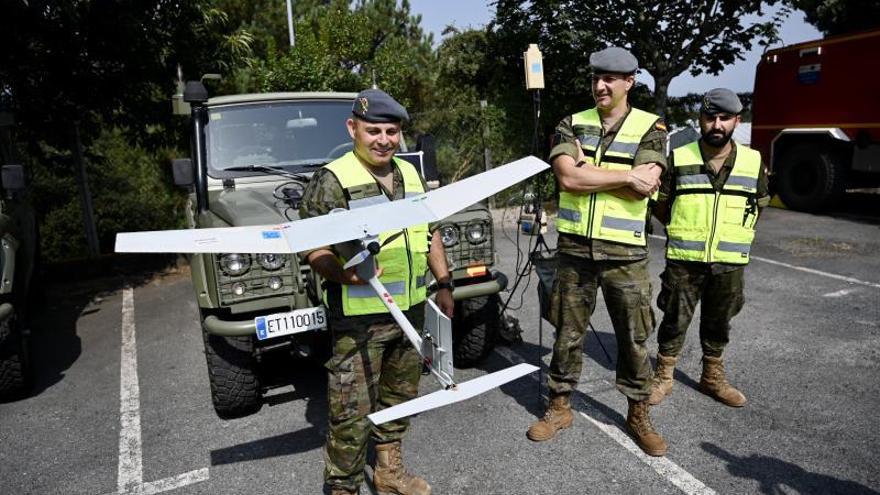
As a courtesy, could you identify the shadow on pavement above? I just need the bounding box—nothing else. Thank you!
[702,442,880,495]
[475,327,619,420]
[2,254,176,403]
[823,192,880,226]
[210,356,328,465]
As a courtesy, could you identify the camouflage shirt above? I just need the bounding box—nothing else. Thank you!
[656,140,770,274]
[549,105,668,261]
[298,157,432,327]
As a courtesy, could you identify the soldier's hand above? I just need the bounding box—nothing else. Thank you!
[435,287,454,318]
[627,163,661,196]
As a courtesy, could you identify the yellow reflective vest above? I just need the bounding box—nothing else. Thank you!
[666,141,762,264]
[324,152,430,315]
[556,107,660,246]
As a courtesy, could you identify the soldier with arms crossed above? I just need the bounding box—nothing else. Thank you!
[527,47,669,456]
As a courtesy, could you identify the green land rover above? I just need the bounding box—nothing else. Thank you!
[172,82,509,417]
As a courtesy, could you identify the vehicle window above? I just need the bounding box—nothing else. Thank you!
[205,100,353,177]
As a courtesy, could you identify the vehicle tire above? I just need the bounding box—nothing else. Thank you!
[202,329,262,418]
[777,143,846,212]
[0,313,32,399]
[452,294,500,367]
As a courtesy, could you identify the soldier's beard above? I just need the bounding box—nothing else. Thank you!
[703,129,733,147]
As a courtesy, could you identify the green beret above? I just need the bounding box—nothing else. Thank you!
[352,89,409,123]
[701,88,743,115]
[590,46,638,75]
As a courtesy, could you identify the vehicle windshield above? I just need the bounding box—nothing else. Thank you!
[205,99,354,177]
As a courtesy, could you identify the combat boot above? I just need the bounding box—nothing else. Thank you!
[626,398,667,457]
[373,441,431,495]
[526,393,574,442]
[699,356,746,407]
[328,487,359,495]
[648,354,679,406]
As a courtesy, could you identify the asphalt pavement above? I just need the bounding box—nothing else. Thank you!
[1,202,878,495]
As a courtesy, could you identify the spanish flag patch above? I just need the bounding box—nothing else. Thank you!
[655,121,667,131]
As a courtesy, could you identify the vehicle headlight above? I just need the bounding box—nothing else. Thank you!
[220,253,252,276]
[231,281,247,296]
[440,225,459,247]
[466,222,487,244]
[267,276,283,291]
[258,253,285,271]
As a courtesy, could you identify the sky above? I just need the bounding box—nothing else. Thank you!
[408,0,822,96]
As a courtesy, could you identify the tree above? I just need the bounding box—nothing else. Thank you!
[787,0,880,35]
[0,1,251,260]
[490,1,788,118]
[243,0,435,117]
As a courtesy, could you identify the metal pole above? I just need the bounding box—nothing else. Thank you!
[72,122,100,258]
[480,99,494,209]
[286,0,295,47]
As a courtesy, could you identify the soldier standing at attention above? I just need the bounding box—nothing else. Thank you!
[649,88,769,409]
[527,46,670,456]
[299,89,454,495]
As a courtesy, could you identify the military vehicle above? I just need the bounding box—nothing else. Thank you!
[0,111,39,399]
[171,81,509,418]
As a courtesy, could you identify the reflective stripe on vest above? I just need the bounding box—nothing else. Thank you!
[323,152,430,315]
[666,141,762,265]
[557,107,660,246]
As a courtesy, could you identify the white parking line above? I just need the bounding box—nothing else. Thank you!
[823,288,861,298]
[576,408,716,495]
[107,287,209,495]
[648,234,880,290]
[492,346,716,495]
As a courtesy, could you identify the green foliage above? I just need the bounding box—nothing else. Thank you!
[787,0,880,35]
[490,1,787,118]
[0,1,251,261]
[27,126,186,262]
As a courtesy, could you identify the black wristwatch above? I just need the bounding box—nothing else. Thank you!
[436,281,454,291]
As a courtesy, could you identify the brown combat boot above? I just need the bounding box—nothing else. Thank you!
[626,398,668,457]
[699,356,747,407]
[526,393,574,441]
[373,441,431,495]
[648,354,679,406]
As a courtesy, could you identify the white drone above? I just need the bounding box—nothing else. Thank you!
[116,156,548,424]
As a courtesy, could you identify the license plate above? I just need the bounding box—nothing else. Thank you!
[255,306,327,340]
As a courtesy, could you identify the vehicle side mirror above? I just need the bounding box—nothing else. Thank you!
[1,164,26,196]
[172,158,195,187]
[416,134,440,183]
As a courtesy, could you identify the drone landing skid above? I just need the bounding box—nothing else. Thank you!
[364,273,538,425]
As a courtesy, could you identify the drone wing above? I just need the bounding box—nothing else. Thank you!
[114,224,294,254]
[115,155,549,255]
[367,363,539,425]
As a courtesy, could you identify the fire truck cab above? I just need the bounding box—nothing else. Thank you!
[751,29,880,212]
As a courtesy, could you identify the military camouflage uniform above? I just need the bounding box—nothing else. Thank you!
[548,106,667,401]
[653,143,769,358]
[299,164,430,492]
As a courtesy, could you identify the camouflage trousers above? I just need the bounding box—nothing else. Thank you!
[547,255,656,401]
[323,304,423,491]
[656,261,745,358]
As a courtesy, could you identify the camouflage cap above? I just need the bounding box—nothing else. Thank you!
[351,89,409,123]
[589,46,638,75]
[701,88,743,115]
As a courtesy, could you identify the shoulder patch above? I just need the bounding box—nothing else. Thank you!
[655,121,667,131]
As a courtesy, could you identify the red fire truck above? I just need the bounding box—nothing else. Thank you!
[751,28,880,212]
